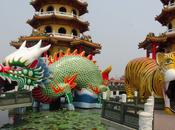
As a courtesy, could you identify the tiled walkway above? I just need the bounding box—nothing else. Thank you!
[154,111,175,130]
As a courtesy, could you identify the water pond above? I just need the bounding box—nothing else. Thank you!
[0,108,106,130]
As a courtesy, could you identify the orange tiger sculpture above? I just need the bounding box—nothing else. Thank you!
[125,52,175,114]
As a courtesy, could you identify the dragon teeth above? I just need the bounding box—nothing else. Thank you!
[1,76,6,80]
[9,70,13,73]
[7,78,12,84]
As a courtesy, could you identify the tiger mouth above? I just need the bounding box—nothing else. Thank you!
[166,80,175,112]
[0,76,17,93]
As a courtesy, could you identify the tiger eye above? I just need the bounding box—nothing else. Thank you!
[165,58,173,64]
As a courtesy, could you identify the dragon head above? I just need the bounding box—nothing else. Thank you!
[0,40,51,93]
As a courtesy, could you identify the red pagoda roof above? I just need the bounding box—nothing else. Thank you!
[71,39,102,49]
[30,0,88,16]
[155,5,175,25]
[139,33,167,49]
[10,35,101,50]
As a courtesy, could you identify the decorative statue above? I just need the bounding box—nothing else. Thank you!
[0,40,51,93]
[1,40,111,110]
[125,52,175,114]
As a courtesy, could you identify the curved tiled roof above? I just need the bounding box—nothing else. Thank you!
[30,0,88,16]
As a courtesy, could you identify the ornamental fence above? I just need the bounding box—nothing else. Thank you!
[101,100,143,129]
[101,96,163,130]
[0,91,32,109]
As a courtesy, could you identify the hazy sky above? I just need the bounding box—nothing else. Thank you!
[0,0,166,77]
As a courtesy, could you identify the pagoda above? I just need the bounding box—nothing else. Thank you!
[11,0,101,56]
[139,0,175,59]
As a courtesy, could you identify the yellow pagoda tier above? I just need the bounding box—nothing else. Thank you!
[11,0,101,56]
[139,0,175,59]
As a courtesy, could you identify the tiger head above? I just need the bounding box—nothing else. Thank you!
[156,52,175,82]
[157,52,175,112]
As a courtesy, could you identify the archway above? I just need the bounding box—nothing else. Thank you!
[45,26,52,33]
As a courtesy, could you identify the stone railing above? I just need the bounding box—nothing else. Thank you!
[77,0,87,4]
[101,99,143,129]
[35,11,86,22]
[0,91,32,109]
[166,28,175,32]
[102,91,164,130]
[165,28,175,36]
[164,2,175,8]
[168,2,175,7]
[47,33,80,39]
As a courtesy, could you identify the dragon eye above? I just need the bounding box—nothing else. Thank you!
[11,66,22,71]
[165,59,173,64]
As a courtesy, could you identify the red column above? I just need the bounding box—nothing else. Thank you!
[152,43,157,60]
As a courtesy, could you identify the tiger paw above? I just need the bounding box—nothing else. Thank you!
[164,107,175,115]
[67,104,75,111]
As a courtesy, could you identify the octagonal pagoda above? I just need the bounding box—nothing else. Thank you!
[11,0,101,56]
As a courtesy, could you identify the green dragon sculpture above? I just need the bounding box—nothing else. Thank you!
[1,40,111,110]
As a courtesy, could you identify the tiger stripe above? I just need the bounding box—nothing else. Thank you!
[125,57,164,98]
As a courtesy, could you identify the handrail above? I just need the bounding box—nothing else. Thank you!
[47,33,80,39]
[77,0,86,3]
[101,100,141,129]
[168,2,175,6]
[0,91,32,104]
[0,91,31,95]
[166,28,175,33]
[31,0,87,4]
[35,11,85,22]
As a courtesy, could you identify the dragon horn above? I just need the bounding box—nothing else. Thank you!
[19,41,27,50]
[36,40,42,48]
[29,40,42,50]
[40,44,51,53]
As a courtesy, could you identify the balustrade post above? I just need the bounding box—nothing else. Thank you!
[139,97,154,130]
[147,98,154,108]
[144,103,154,115]
[101,100,106,118]
[110,91,114,98]
[15,92,18,104]
[102,92,107,100]
[139,111,153,130]
[121,94,127,103]
[120,102,125,124]
[116,90,119,97]
[134,91,138,105]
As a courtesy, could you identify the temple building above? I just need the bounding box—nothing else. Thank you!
[11,0,101,56]
[139,0,175,59]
